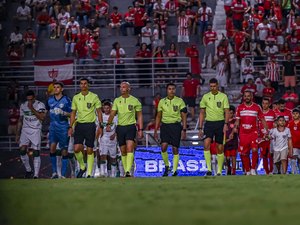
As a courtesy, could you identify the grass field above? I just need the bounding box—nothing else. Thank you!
[0,176,299,225]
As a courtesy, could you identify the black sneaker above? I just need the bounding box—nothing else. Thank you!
[24,171,33,179]
[205,171,212,176]
[86,175,91,178]
[33,176,38,179]
[162,166,170,177]
[77,168,87,178]
[125,171,131,177]
[172,171,178,176]
[217,173,221,176]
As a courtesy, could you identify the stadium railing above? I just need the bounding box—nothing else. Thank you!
[0,57,191,97]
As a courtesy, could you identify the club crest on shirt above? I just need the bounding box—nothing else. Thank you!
[59,103,64,108]
[128,105,133,111]
[87,103,92,109]
[217,101,221,108]
[173,105,178,112]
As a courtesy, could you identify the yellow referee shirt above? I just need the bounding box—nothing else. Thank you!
[158,96,186,124]
[112,95,142,126]
[71,91,101,123]
[199,91,229,121]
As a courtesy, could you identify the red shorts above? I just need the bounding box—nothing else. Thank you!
[239,132,258,155]
[259,140,271,157]
[225,149,237,157]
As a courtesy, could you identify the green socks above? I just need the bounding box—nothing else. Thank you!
[217,153,225,174]
[173,154,179,172]
[75,151,86,170]
[204,151,212,172]
[121,155,127,172]
[126,153,134,173]
[161,151,169,167]
[87,154,94,176]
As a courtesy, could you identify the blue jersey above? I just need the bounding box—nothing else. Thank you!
[46,95,72,129]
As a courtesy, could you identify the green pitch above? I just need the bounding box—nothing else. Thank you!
[1,176,299,225]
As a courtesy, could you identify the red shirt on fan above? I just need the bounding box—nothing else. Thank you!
[95,1,109,16]
[236,102,264,134]
[231,0,247,21]
[203,30,217,45]
[134,6,146,27]
[288,120,300,148]
[23,32,36,43]
[110,12,122,24]
[226,17,234,38]
[241,84,257,95]
[262,87,275,102]
[8,108,20,126]
[183,78,200,97]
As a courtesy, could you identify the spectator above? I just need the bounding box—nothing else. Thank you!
[75,0,92,26]
[196,1,212,37]
[108,6,122,36]
[133,1,147,46]
[214,55,228,93]
[89,36,101,62]
[7,79,19,102]
[57,8,70,38]
[203,23,217,69]
[282,53,297,92]
[9,26,24,56]
[286,30,298,52]
[265,56,280,91]
[232,28,249,64]
[234,77,257,102]
[282,88,299,110]
[135,42,152,85]
[181,72,200,121]
[165,0,179,18]
[186,6,196,35]
[141,21,152,49]
[49,16,58,39]
[7,102,20,136]
[75,38,89,66]
[153,46,166,85]
[255,71,267,105]
[53,0,72,15]
[7,45,22,67]
[177,10,190,54]
[86,17,100,39]
[14,1,31,26]
[264,42,279,59]
[185,44,204,84]
[110,42,126,83]
[64,27,77,57]
[153,0,165,19]
[152,23,165,49]
[23,27,37,58]
[65,16,81,36]
[36,8,51,37]
[121,6,135,36]
[231,0,247,30]
[152,92,161,117]
[95,0,109,27]
[256,17,271,51]
[166,42,179,74]
[262,79,276,104]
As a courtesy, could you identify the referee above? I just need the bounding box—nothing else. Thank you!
[106,82,143,177]
[68,78,103,178]
[198,78,230,176]
[154,83,187,177]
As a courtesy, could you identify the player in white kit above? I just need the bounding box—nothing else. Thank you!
[16,90,46,178]
[99,101,118,177]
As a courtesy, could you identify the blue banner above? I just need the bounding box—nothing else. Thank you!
[134,146,276,177]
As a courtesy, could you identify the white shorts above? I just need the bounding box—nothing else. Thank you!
[109,23,121,28]
[293,148,300,158]
[273,149,288,163]
[99,139,117,157]
[216,75,227,88]
[177,35,189,43]
[19,128,41,150]
[68,136,74,153]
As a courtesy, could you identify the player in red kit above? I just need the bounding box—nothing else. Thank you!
[259,98,276,175]
[287,108,300,174]
[275,99,292,124]
[234,91,268,175]
[225,106,238,175]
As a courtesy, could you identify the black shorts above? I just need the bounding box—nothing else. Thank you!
[116,124,136,146]
[184,97,196,108]
[74,122,96,148]
[204,120,225,144]
[160,122,182,148]
[134,26,143,36]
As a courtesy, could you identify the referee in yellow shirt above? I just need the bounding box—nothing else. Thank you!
[68,78,103,178]
[106,82,143,177]
[154,83,187,176]
[198,78,230,176]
